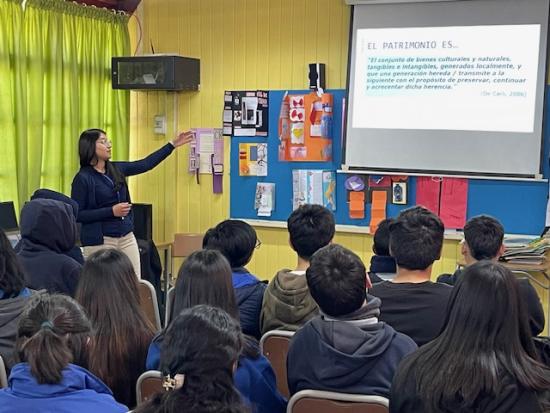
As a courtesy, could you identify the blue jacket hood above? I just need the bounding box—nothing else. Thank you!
[1,363,127,413]
[19,199,77,253]
[31,189,79,217]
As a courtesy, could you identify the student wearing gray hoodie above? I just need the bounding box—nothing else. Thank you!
[0,229,41,371]
[287,244,417,397]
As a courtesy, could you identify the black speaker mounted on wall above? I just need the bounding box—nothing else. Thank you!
[308,63,326,90]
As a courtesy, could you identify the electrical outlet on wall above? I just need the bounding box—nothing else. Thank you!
[154,115,166,135]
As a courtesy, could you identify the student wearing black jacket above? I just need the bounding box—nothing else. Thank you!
[437,215,545,336]
[391,261,550,413]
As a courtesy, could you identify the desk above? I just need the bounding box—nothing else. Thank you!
[458,258,550,334]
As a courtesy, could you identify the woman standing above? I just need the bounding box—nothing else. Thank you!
[71,128,193,277]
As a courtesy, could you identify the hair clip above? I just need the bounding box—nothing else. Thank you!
[162,374,185,391]
[40,321,54,330]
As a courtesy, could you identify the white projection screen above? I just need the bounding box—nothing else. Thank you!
[344,0,550,177]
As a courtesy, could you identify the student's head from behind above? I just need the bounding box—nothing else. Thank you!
[463,215,505,263]
[75,248,154,347]
[202,220,257,269]
[137,305,246,413]
[16,294,91,384]
[0,229,26,297]
[287,204,335,261]
[172,249,239,323]
[372,218,394,256]
[161,305,243,383]
[390,206,444,271]
[78,128,110,167]
[394,261,550,409]
[306,244,368,317]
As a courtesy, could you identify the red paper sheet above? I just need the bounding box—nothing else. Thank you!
[415,177,441,214]
[440,178,468,229]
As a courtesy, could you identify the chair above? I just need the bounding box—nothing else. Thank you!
[0,355,7,388]
[287,390,389,413]
[260,330,295,398]
[164,286,175,327]
[136,370,164,405]
[138,279,162,331]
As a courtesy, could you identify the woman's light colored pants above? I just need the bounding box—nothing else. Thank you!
[83,232,141,278]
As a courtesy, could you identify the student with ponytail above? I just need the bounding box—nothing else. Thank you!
[0,294,127,412]
[71,128,194,277]
[136,305,248,413]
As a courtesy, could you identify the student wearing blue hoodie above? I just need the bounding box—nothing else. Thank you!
[146,250,286,413]
[0,293,127,413]
[203,220,266,339]
[287,244,417,397]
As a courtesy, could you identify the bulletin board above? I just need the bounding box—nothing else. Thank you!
[230,89,550,235]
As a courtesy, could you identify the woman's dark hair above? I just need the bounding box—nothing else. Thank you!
[393,261,550,412]
[202,220,257,268]
[0,229,25,297]
[78,128,126,191]
[135,305,248,413]
[171,249,259,359]
[76,249,155,407]
[16,294,91,384]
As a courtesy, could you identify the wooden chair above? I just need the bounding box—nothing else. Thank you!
[259,330,295,398]
[138,279,162,331]
[164,286,175,327]
[287,390,389,413]
[136,370,164,405]
[0,355,7,388]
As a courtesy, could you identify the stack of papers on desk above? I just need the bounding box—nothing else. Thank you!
[500,238,550,266]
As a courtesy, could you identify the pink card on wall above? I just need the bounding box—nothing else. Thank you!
[416,177,441,214]
[440,178,468,229]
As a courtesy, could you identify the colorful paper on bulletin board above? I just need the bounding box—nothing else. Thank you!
[349,191,366,219]
[369,191,387,234]
[440,178,468,229]
[255,182,275,217]
[239,143,267,176]
[292,170,336,211]
[416,177,441,214]
[279,92,333,162]
[189,128,224,175]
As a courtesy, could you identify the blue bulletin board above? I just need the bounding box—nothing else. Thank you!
[230,89,550,235]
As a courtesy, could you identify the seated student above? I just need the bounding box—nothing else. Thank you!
[260,204,335,335]
[203,220,266,339]
[14,189,85,265]
[76,249,155,408]
[287,244,417,397]
[0,294,127,412]
[369,218,396,284]
[0,230,41,371]
[391,261,550,413]
[437,215,545,336]
[146,250,286,413]
[16,198,82,296]
[136,305,248,413]
[370,206,452,346]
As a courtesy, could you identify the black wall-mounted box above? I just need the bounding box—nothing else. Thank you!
[112,55,200,91]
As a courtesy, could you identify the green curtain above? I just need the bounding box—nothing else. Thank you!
[0,0,25,212]
[0,0,129,210]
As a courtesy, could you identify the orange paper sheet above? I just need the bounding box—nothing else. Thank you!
[369,191,387,234]
[349,191,365,219]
